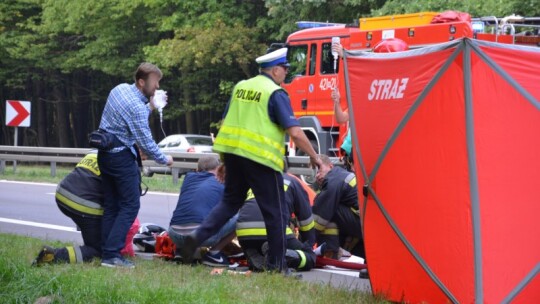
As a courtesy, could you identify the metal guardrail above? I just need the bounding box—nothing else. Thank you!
[0,146,339,184]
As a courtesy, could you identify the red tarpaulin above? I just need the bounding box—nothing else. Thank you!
[343,38,540,303]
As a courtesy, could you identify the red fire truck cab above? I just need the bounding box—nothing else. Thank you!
[278,12,538,157]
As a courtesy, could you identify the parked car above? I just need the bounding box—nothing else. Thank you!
[142,134,214,177]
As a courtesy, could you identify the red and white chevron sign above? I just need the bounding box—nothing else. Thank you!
[5,100,31,127]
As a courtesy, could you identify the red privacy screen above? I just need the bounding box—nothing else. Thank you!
[345,39,540,303]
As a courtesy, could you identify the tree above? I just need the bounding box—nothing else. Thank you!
[144,0,269,135]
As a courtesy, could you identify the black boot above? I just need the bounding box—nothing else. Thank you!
[32,246,56,266]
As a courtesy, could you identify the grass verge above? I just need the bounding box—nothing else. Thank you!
[0,233,387,303]
[0,164,182,193]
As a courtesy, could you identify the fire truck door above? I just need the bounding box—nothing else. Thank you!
[283,43,316,118]
[312,40,340,127]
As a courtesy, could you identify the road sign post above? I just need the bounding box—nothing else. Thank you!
[5,100,31,171]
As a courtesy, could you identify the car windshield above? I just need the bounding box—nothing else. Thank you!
[185,136,212,146]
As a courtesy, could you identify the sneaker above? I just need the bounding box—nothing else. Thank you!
[32,246,56,266]
[202,251,230,267]
[101,257,135,269]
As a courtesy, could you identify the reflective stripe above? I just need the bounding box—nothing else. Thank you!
[313,214,330,231]
[219,125,285,154]
[56,187,103,216]
[236,228,267,237]
[74,246,83,263]
[66,246,76,264]
[344,173,357,188]
[321,228,339,236]
[299,215,314,228]
[236,225,294,237]
[236,221,266,230]
[299,220,314,232]
[320,221,339,235]
[296,250,307,269]
[314,222,326,231]
[214,136,284,171]
[350,207,360,216]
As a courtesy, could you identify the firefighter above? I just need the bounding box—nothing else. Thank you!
[180,47,322,273]
[312,154,364,260]
[32,151,138,266]
[236,173,316,271]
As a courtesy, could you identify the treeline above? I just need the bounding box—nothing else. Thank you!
[1,0,535,147]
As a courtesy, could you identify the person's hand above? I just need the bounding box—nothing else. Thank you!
[331,43,344,58]
[331,89,340,104]
[310,155,323,170]
[165,155,173,166]
[139,149,148,161]
[216,164,226,183]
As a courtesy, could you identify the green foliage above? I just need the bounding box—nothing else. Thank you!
[1,233,386,303]
[1,0,538,147]
[264,0,382,40]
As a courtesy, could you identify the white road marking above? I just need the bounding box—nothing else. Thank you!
[0,217,79,233]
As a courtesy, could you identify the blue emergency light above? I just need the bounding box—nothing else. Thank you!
[296,21,344,29]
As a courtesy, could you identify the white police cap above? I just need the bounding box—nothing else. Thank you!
[256,48,290,68]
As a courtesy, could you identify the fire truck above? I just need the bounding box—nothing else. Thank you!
[276,12,539,157]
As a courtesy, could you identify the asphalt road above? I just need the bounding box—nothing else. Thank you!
[0,179,370,292]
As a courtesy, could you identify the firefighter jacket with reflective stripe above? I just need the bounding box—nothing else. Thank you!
[236,173,315,245]
[213,75,286,172]
[55,153,104,217]
[312,166,358,233]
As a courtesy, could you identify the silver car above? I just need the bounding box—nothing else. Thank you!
[142,134,213,177]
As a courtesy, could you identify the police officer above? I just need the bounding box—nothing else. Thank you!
[313,155,364,259]
[236,173,316,271]
[180,48,322,272]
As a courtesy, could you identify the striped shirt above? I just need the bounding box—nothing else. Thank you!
[99,83,168,164]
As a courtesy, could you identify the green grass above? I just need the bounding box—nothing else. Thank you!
[0,163,182,193]
[0,234,387,304]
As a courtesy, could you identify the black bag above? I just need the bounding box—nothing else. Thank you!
[88,129,121,150]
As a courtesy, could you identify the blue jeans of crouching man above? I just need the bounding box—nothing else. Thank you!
[98,148,140,260]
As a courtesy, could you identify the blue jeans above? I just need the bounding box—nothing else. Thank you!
[98,148,140,260]
[169,214,238,250]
